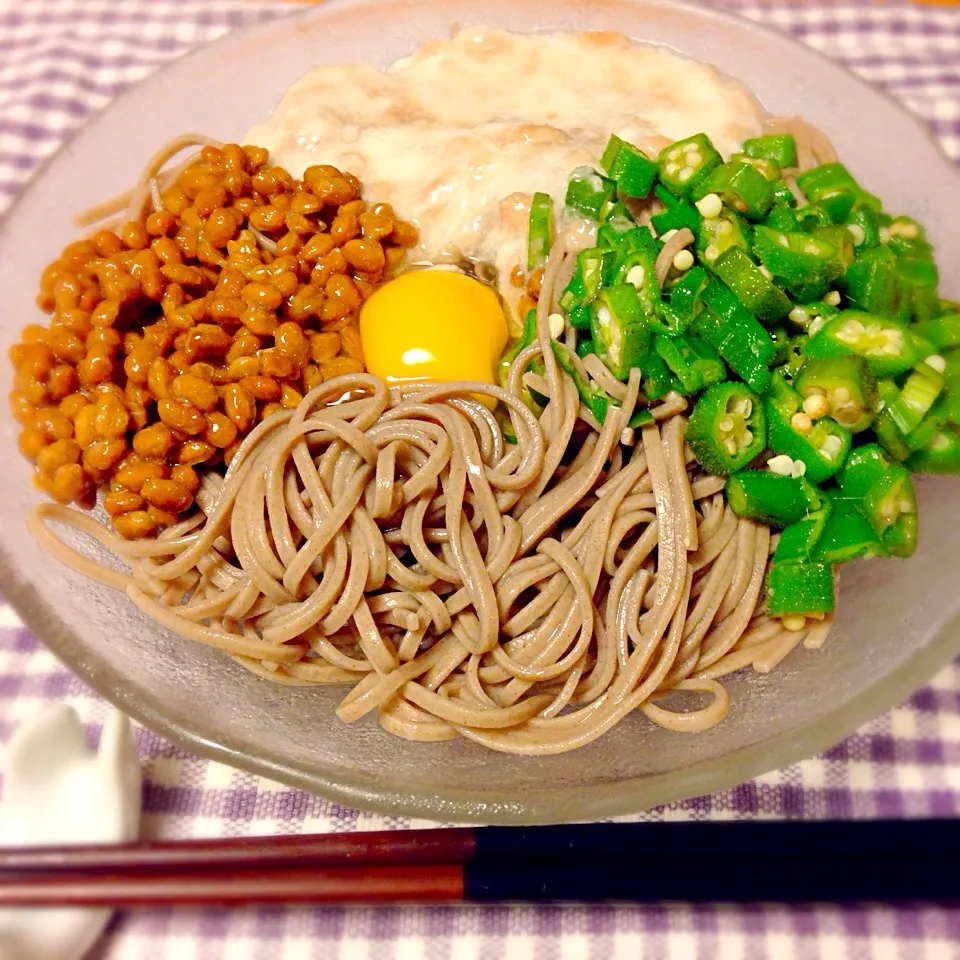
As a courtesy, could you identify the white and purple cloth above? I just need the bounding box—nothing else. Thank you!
[1,1,959,956]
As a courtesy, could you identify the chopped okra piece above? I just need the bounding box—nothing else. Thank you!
[812,225,856,281]
[694,160,775,221]
[873,382,912,462]
[885,216,933,260]
[804,310,917,378]
[838,444,918,557]
[913,312,960,350]
[651,185,700,237]
[864,466,918,558]
[669,265,710,327]
[655,335,725,395]
[559,247,614,311]
[773,506,831,566]
[795,204,834,232]
[845,246,906,319]
[629,408,656,429]
[752,225,835,300]
[696,209,752,267]
[766,562,836,617]
[845,204,881,250]
[713,247,792,325]
[576,337,596,359]
[732,153,781,182]
[498,309,538,387]
[766,200,802,232]
[565,167,617,221]
[886,359,945,435]
[590,283,651,381]
[724,470,821,528]
[897,257,941,325]
[796,161,881,213]
[527,192,553,271]
[765,372,852,484]
[552,341,616,423]
[905,425,960,475]
[568,304,593,330]
[742,133,798,169]
[614,245,660,316]
[600,134,659,198]
[686,382,765,475]
[697,281,777,393]
[795,355,878,433]
[814,496,886,564]
[657,134,722,198]
[596,217,638,249]
[641,348,679,400]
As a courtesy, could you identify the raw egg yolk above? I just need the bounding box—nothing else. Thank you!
[359,270,509,388]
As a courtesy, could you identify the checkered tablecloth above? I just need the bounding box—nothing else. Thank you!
[2,0,960,956]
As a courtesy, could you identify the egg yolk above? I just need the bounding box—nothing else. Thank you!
[359,270,509,389]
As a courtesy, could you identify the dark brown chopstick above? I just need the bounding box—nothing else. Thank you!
[1,821,959,905]
[0,865,465,907]
[0,828,474,873]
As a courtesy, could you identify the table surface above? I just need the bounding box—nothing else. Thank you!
[1,0,960,957]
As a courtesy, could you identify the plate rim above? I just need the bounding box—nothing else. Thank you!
[2,0,959,824]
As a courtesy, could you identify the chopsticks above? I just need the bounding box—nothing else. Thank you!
[2,820,958,906]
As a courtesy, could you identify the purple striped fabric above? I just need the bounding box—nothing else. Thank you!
[2,1,960,957]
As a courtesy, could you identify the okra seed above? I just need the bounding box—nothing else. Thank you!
[836,320,866,343]
[847,224,866,246]
[672,250,694,272]
[776,234,789,248]
[802,394,830,419]
[717,221,733,236]
[788,306,809,326]
[625,265,646,288]
[759,265,773,281]
[790,412,813,435]
[704,245,719,262]
[804,242,820,255]
[782,615,807,632]
[926,354,947,373]
[890,221,918,239]
[548,313,565,339]
[719,417,734,432]
[742,430,753,445]
[724,438,738,455]
[659,230,678,243]
[665,162,680,176]
[767,455,795,476]
[695,193,722,219]
[833,387,851,403]
[900,498,915,514]
[809,315,827,337]
[879,226,891,244]
[823,290,841,306]
[678,165,694,182]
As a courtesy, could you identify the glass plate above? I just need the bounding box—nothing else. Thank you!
[1,0,958,823]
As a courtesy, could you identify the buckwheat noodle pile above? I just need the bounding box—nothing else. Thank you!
[29,119,836,755]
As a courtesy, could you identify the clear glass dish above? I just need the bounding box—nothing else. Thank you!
[1,0,958,823]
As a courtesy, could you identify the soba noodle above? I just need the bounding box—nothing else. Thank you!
[29,118,837,755]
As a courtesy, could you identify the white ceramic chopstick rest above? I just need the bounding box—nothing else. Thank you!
[0,706,142,960]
